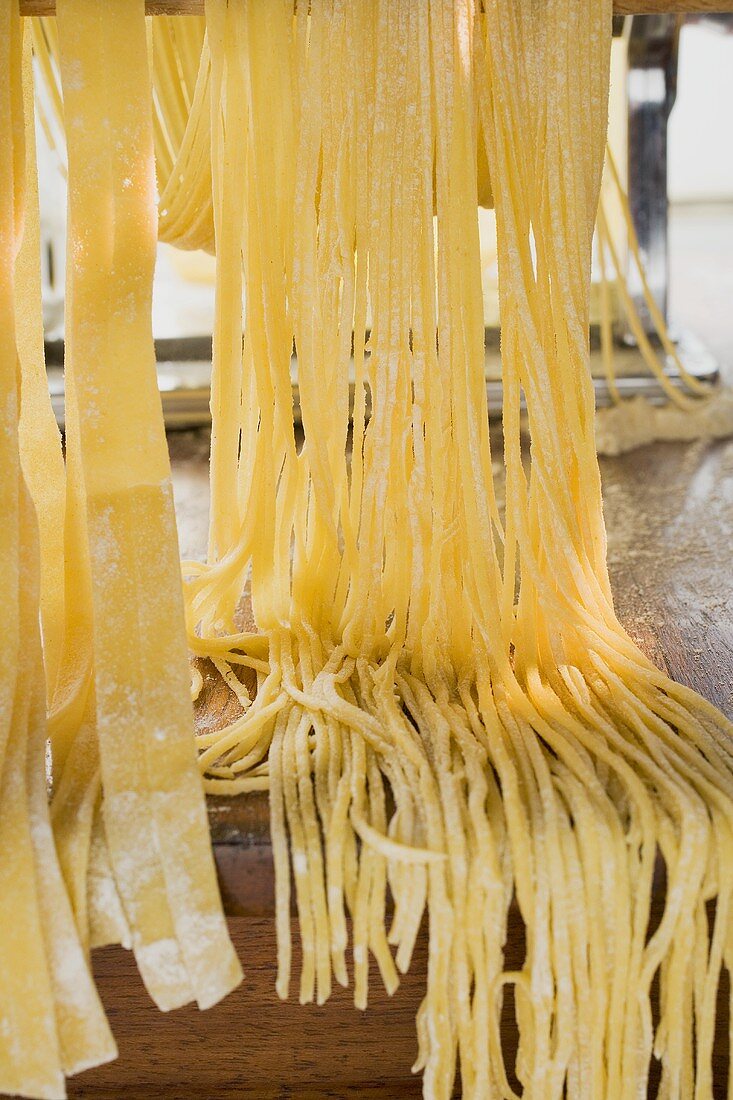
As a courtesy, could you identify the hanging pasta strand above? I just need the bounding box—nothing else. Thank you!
[187,2,733,1097]
[0,10,117,1097]
[55,0,241,1013]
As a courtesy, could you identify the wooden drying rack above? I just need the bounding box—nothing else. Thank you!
[17,0,733,14]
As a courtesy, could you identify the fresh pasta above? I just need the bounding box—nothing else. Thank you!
[2,1,732,1098]
[2,2,240,1096]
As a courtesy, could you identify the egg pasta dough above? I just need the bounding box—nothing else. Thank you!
[189,2,733,1097]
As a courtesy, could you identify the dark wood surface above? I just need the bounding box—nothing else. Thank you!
[69,919,436,1099]
[62,902,731,1098]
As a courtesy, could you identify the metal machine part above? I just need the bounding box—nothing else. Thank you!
[625,14,680,334]
[629,11,733,336]
[46,331,717,430]
[616,12,719,399]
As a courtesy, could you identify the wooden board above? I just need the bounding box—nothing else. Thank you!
[58,910,731,1098]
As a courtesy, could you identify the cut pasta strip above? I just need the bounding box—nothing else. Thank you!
[15,32,66,700]
[0,11,61,1096]
[55,0,240,1012]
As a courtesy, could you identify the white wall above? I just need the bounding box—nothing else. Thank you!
[669,23,733,204]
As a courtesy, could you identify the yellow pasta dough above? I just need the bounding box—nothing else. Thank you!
[2,1,733,1099]
[188,2,733,1096]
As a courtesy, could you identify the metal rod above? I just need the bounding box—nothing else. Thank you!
[16,0,733,14]
[624,15,679,335]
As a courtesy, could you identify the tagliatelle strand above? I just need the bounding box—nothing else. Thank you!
[56,0,240,1012]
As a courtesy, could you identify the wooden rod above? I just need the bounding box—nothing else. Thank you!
[16,0,733,14]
